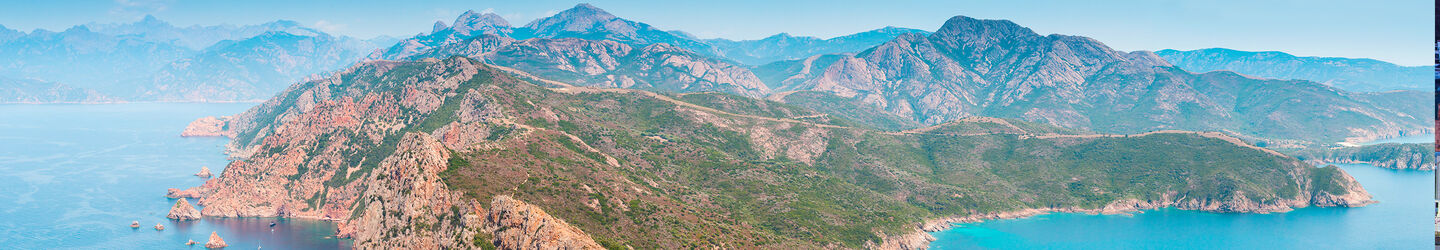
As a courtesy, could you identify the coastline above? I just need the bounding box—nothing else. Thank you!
[877,189,1376,249]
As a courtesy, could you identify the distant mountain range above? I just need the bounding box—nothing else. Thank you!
[0,76,116,104]
[0,16,388,102]
[706,27,931,65]
[1156,48,1429,92]
[756,16,1428,145]
[1,3,1425,147]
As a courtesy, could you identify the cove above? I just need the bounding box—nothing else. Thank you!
[928,164,1432,249]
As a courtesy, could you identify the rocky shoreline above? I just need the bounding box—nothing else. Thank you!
[875,169,1376,250]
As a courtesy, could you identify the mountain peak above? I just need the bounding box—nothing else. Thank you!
[933,15,1036,40]
[432,21,449,33]
[140,14,162,24]
[451,11,510,36]
[556,3,616,21]
[523,3,622,33]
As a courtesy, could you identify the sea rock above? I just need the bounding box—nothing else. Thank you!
[195,166,212,178]
[165,187,203,199]
[205,231,227,248]
[130,221,140,228]
[181,116,231,137]
[167,198,202,220]
[154,224,165,230]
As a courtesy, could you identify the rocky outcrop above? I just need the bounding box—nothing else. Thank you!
[485,196,603,249]
[194,166,213,178]
[165,187,203,199]
[181,116,231,137]
[167,198,202,220]
[205,231,227,248]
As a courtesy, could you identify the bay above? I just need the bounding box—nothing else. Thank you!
[929,164,1432,249]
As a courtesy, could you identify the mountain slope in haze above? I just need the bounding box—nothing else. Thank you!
[706,27,931,65]
[0,17,390,102]
[1156,48,1430,92]
[136,31,385,101]
[85,15,326,50]
[0,25,194,92]
[0,76,116,103]
[182,56,1371,249]
[759,16,1430,146]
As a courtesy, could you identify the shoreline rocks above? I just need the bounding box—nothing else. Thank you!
[205,231,227,248]
[167,198,202,220]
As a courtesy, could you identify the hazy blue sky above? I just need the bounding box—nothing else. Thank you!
[0,0,1431,65]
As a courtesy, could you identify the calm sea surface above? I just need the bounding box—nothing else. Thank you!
[929,163,1433,249]
[0,103,350,249]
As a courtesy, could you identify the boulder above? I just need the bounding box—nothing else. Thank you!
[205,231,227,248]
[167,198,202,220]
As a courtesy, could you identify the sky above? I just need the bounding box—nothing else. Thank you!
[0,0,1431,65]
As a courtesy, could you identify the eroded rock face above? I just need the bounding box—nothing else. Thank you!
[485,196,603,250]
[167,198,202,220]
[205,231,227,248]
[346,133,483,249]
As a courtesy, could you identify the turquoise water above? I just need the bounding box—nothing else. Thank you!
[0,104,350,249]
[929,164,1432,249]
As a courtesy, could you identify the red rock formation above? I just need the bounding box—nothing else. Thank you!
[205,231,227,248]
[181,116,231,137]
[167,198,202,220]
[194,166,212,178]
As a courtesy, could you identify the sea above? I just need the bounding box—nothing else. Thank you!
[0,103,350,249]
